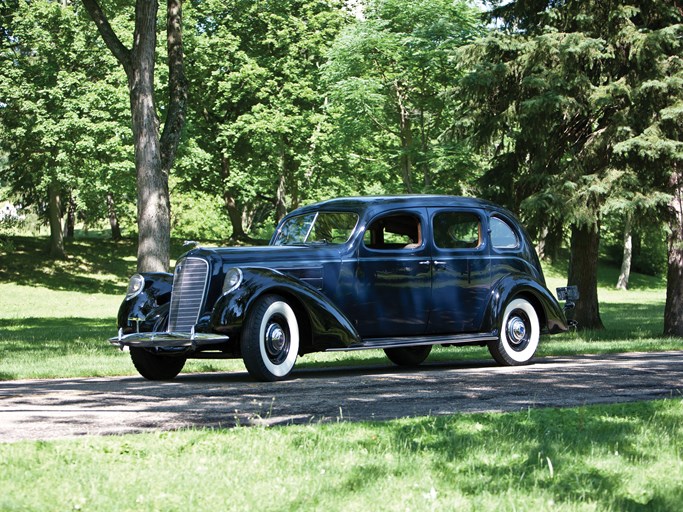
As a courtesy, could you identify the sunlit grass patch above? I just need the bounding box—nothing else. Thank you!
[1,400,682,511]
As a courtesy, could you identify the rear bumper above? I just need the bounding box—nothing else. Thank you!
[109,330,229,349]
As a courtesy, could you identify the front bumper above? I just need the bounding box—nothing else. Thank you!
[109,329,230,349]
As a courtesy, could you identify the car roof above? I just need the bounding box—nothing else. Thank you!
[290,195,507,216]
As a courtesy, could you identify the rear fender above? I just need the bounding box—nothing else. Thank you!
[482,275,569,336]
[211,267,361,351]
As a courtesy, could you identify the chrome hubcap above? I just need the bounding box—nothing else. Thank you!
[507,315,528,346]
[264,319,289,364]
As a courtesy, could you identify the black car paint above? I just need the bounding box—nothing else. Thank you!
[114,195,569,359]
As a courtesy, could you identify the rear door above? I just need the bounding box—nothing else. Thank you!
[427,209,491,334]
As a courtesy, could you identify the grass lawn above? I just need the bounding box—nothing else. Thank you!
[0,235,679,380]
[1,400,682,511]
[1,236,682,510]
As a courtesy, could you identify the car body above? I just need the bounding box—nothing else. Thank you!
[111,195,575,381]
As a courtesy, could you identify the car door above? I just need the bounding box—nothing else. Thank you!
[352,209,432,338]
[428,208,491,334]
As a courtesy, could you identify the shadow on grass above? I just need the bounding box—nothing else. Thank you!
[0,236,205,295]
[0,237,136,294]
[544,257,666,291]
[598,301,664,338]
[386,400,682,509]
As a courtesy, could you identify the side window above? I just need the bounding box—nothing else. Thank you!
[491,216,519,249]
[363,213,422,250]
[433,212,481,249]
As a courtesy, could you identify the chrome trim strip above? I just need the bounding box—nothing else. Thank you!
[326,333,498,352]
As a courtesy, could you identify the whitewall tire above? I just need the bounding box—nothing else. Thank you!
[488,297,540,366]
[241,295,300,381]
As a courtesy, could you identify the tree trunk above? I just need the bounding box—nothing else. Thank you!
[394,80,413,193]
[616,214,633,290]
[82,0,187,273]
[568,223,604,330]
[63,193,75,239]
[219,155,251,242]
[47,181,67,260]
[275,140,288,222]
[129,0,169,272]
[275,172,287,222]
[664,167,683,336]
[107,193,122,240]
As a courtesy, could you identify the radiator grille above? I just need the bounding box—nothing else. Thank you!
[168,257,209,332]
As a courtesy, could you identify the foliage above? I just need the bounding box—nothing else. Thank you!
[455,0,682,329]
[177,0,349,238]
[322,0,484,195]
[601,211,668,276]
[0,1,134,243]
[170,186,229,241]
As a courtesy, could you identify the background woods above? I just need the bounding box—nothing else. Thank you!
[1,0,681,333]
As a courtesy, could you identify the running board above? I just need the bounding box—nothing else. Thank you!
[326,333,498,352]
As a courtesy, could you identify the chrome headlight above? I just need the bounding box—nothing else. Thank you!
[222,267,243,295]
[125,274,145,300]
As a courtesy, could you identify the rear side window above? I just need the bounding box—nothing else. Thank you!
[491,216,519,249]
[433,212,481,249]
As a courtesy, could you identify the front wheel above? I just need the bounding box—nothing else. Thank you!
[130,348,186,380]
[384,345,432,367]
[241,294,300,382]
[488,297,540,366]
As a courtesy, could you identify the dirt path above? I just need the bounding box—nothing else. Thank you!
[1,351,682,442]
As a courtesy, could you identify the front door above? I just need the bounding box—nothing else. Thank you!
[428,209,491,334]
[353,209,432,338]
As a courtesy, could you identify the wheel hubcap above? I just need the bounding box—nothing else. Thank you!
[264,320,289,363]
[506,314,529,347]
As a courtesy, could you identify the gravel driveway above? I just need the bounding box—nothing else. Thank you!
[1,351,682,442]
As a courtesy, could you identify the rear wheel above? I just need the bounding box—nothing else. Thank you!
[241,294,300,381]
[130,348,186,380]
[488,297,540,366]
[384,345,432,367]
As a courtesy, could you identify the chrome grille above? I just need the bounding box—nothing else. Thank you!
[168,257,209,332]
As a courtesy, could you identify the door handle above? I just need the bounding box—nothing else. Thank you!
[418,260,431,265]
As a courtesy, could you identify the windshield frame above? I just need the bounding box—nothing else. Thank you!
[271,211,360,247]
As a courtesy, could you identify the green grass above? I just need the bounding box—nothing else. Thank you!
[2,400,682,511]
[0,235,678,380]
[2,236,683,510]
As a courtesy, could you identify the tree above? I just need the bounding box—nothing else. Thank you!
[610,7,683,333]
[323,0,482,195]
[457,0,682,330]
[177,0,348,240]
[82,0,187,272]
[0,0,132,258]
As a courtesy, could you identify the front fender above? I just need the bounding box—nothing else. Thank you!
[482,274,569,336]
[211,267,361,351]
[116,272,173,333]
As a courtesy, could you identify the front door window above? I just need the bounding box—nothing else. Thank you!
[353,211,431,337]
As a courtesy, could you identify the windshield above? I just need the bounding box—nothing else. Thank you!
[271,212,359,246]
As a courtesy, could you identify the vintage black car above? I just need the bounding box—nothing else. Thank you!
[111,195,575,381]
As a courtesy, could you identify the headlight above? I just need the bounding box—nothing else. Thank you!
[125,274,145,300]
[222,267,243,295]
